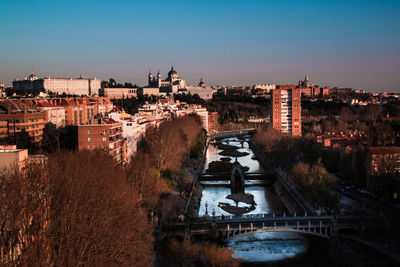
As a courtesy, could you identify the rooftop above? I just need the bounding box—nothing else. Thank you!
[369,147,400,154]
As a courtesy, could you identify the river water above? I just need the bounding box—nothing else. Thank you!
[198,136,310,264]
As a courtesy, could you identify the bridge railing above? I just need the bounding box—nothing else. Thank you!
[199,171,275,176]
[198,213,338,222]
[208,128,256,140]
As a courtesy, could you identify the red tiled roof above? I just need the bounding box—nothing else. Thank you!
[109,107,121,113]
[101,117,118,124]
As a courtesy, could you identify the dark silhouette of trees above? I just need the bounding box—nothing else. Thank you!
[173,93,205,105]
[102,78,137,88]
[254,126,339,213]
[205,94,270,125]
[41,124,77,153]
[291,162,339,214]
[111,95,158,114]
[190,130,207,158]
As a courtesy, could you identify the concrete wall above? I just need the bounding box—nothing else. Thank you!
[0,149,28,170]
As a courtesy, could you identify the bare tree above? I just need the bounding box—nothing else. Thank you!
[1,151,155,267]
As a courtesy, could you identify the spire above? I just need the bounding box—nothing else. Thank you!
[198,77,205,87]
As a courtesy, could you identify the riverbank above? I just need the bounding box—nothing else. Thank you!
[183,139,208,219]
[249,139,304,213]
[198,135,288,217]
[185,183,203,219]
[273,181,303,214]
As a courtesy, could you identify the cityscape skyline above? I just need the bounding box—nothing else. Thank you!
[1,0,399,92]
[2,1,400,266]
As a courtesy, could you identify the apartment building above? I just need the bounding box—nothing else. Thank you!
[369,147,400,175]
[0,100,46,145]
[36,103,66,128]
[107,108,152,160]
[208,112,219,134]
[271,86,301,137]
[40,97,113,125]
[78,118,125,165]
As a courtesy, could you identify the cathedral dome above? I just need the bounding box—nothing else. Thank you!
[198,78,205,87]
[168,66,178,78]
[27,73,38,81]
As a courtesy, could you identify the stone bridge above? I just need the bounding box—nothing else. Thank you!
[209,128,256,140]
[170,214,360,240]
[198,171,276,181]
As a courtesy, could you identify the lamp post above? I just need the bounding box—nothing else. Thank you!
[212,208,216,223]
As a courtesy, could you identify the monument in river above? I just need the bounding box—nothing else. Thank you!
[218,160,256,215]
[230,160,245,193]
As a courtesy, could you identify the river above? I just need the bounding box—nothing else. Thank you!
[197,136,321,265]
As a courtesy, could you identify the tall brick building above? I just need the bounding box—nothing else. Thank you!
[271,85,301,137]
[78,118,125,165]
[368,147,400,175]
[208,112,219,134]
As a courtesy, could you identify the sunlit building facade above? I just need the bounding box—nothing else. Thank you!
[271,86,301,137]
[13,73,101,96]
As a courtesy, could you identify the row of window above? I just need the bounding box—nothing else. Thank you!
[87,134,122,142]
[0,118,43,123]
[0,124,44,129]
[87,128,121,135]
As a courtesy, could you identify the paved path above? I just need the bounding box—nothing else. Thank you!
[342,235,400,264]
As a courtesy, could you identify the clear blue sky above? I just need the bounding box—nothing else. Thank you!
[0,0,399,92]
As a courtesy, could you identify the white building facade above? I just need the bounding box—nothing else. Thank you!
[103,87,137,99]
[38,106,66,128]
[13,74,101,96]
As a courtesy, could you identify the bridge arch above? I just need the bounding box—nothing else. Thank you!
[223,227,331,240]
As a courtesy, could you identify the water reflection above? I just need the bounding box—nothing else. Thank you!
[199,137,271,216]
[228,232,308,262]
[199,136,307,263]
[198,186,274,216]
[205,137,263,173]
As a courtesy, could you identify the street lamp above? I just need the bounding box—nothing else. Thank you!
[212,208,216,223]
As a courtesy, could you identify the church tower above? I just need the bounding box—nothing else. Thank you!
[148,71,153,86]
[198,78,205,88]
[157,69,161,88]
